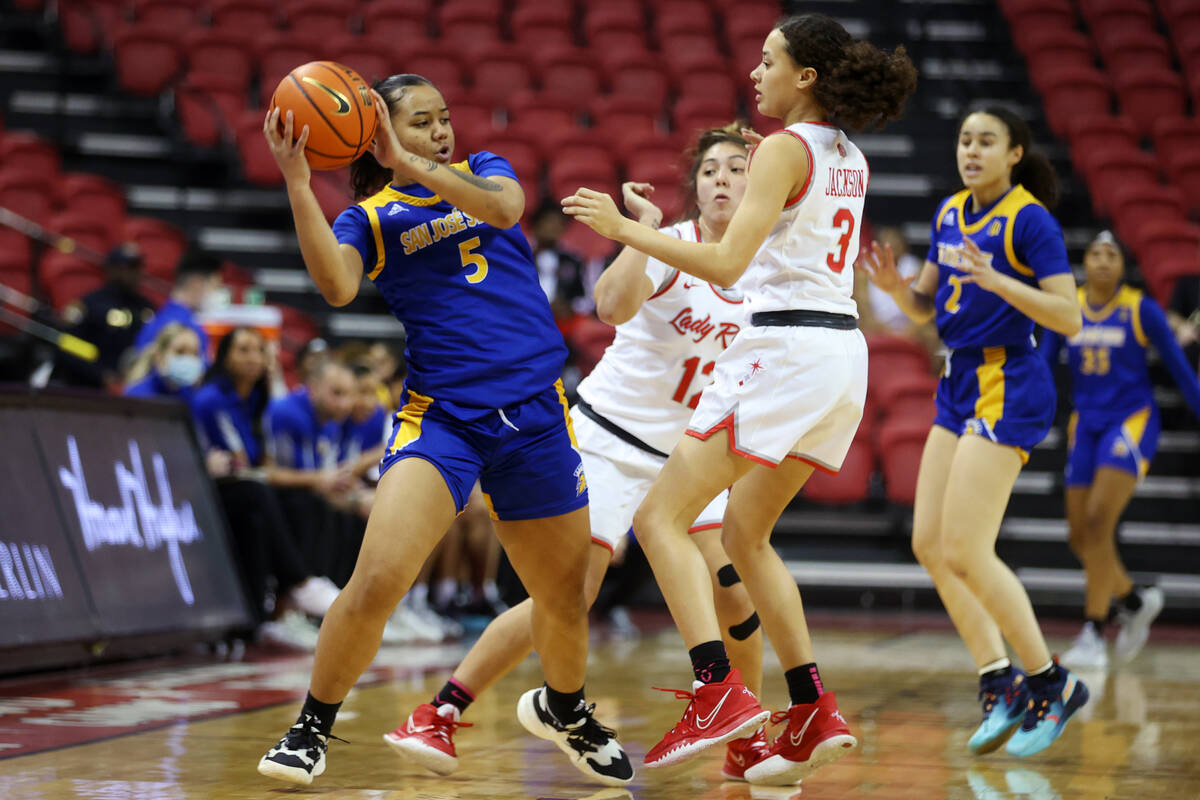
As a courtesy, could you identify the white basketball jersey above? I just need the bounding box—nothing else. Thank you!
[578,220,746,454]
[741,122,868,317]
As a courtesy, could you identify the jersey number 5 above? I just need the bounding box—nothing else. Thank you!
[673,356,715,409]
[825,208,856,273]
[459,237,489,284]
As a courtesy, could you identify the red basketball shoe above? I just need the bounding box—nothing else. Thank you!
[383,703,472,775]
[743,692,856,785]
[721,726,772,781]
[644,668,770,768]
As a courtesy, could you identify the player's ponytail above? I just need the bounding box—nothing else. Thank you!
[963,106,1060,209]
[777,14,917,132]
[350,74,435,200]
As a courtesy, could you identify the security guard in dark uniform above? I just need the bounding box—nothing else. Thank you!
[55,243,156,390]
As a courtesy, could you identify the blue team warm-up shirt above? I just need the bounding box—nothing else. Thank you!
[340,405,388,463]
[191,377,265,466]
[333,152,567,420]
[266,387,343,470]
[1042,286,1200,424]
[927,185,1072,348]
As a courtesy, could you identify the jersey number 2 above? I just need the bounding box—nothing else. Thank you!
[825,208,856,273]
[459,237,489,284]
[673,356,715,409]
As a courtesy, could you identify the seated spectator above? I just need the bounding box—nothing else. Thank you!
[341,361,389,481]
[123,322,203,403]
[135,249,224,362]
[530,200,592,319]
[191,325,344,650]
[55,243,155,390]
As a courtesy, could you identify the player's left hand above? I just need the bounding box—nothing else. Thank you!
[562,188,626,240]
[956,236,1003,292]
[368,89,409,172]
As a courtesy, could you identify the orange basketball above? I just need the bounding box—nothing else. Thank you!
[270,61,379,171]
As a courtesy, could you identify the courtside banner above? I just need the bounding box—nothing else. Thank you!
[0,390,251,650]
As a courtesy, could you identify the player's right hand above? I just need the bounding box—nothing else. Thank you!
[263,107,311,185]
[860,240,914,295]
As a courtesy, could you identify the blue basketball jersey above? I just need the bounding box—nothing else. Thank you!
[926,185,1072,349]
[333,151,567,420]
[1042,285,1200,425]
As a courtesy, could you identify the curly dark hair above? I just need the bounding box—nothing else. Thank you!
[680,121,750,222]
[777,14,918,131]
[349,74,437,200]
[958,106,1060,209]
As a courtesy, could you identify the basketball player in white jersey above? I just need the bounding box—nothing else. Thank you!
[564,14,917,786]
[384,124,770,783]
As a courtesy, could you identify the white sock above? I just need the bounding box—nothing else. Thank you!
[1028,660,1055,678]
[978,657,1011,676]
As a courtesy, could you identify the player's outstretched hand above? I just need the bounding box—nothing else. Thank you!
[860,240,913,295]
[263,107,311,185]
[621,181,663,227]
[955,236,1002,292]
[562,188,627,240]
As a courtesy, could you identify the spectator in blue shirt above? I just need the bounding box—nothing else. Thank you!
[267,358,356,475]
[135,249,224,363]
[124,322,204,404]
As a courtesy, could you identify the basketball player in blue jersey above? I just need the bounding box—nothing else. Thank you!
[255,74,631,788]
[863,107,1089,758]
[1041,231,1200,669]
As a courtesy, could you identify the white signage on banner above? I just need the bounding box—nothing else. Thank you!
[0,540,63,601]
[56,436,202,605]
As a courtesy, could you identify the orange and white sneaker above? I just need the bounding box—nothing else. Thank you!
[721,726,773,781]
[382,703,472,776]
[743,692,856,786]
[644,668,771,768]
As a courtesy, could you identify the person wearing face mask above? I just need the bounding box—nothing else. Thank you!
[257,74,630,787]
[134,249,225,362]
[124,322,204,402]
[1040,231,1200,670]
[863,107,1087,758]
[385,123,770,782]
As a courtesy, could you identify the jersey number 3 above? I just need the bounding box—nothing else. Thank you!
[459,237,489,284]
[826,208,856,273]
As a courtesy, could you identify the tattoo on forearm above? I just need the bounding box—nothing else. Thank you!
[407,154,437,172]
[405,154,504,191]
[449,168,504,192]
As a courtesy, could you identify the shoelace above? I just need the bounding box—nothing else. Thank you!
[977,674,1016,715]
[563,704,616,755]
[769,710,791,726]
[425,715,473,744]
[282,718,349,757]
[650,686,699,736]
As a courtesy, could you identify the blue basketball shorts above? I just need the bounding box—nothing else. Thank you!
[378,379,588,521]
[1065,405,1160,486]
[934,344,1055,463]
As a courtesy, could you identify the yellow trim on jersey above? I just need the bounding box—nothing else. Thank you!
[945,186,1043,277]
[1080,286,1123,322]
[554,378,579,448]
[479,491,500,521]
[936,190,967,232]
[1067,410,1078,452]
[1125,286,1147,346]
[357,160,481,280]
[974,346,1008,427]
[388,390,434,454]
[1122,405,1152,476]
[365,203,386,280]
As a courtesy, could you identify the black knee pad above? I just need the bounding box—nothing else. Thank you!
[717,563,740,587]
[728,612,760,641]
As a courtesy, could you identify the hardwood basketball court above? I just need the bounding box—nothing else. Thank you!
[2,616,1198,799]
